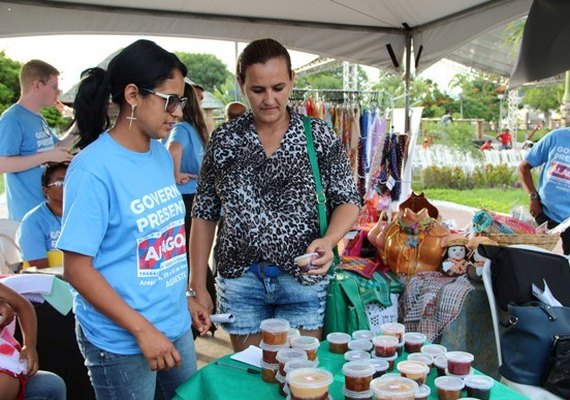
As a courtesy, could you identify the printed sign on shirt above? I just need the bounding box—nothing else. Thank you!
[136,219,186,278]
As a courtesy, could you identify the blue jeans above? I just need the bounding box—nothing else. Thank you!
[76,325,196,400]
[217,269,329,335]
[26,371,66,400]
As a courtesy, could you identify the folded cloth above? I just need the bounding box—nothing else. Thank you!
[398,271,474,342]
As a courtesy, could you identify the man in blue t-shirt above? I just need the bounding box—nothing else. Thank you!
[0,60,73,221]
[17,163,67,269]
[518,127,570,254]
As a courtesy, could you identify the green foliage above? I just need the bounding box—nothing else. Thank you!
[417,187,528,214]
[447,72,502,123]
[0,51,21,114]
[40,107,71,132]
[421,121,478,152]
[521,84,564,114]
[212,79,247,106]
[174,52,232,92]
[420,164,517,190]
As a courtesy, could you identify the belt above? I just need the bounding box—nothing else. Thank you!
[249,262,281,279]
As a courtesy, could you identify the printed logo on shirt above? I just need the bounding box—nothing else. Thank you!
[136,220,186,277]
[35,122,55,153]
[549,161,570,184]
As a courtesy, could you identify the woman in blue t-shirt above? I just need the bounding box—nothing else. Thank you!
[57,39,211,399]
[164,80,209,241]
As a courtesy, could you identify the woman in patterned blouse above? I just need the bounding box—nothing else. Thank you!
[190,38,361,351]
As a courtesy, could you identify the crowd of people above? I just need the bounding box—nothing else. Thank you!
[0,37,359,399]
[0,35,568,400]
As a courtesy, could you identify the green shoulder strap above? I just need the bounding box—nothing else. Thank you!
[303,116,328,237]
[302,116,341,269]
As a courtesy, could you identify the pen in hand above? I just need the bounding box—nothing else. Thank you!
[215,361,260,374]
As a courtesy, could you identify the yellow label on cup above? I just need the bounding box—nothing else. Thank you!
[47,250,64,268]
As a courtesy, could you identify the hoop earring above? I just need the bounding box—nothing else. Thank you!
[127,104,137,130]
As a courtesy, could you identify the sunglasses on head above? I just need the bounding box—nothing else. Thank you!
[46,180,64,188]
[141,88,187,113]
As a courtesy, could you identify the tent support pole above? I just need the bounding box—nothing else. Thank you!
[404,29,412,134]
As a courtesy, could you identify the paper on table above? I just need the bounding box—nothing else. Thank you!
[230,345,262,368]
[210,313,235,324]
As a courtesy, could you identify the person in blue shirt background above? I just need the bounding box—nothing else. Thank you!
[518,127,570,254]
[0,60,73,221]
[17,163,66,269]
[164,78,209,241]
[56,39,211,399]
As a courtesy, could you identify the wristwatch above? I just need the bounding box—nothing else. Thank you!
[186,289,197,298]
[529,192,540,200]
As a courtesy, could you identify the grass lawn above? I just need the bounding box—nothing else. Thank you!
[417,187,528,214]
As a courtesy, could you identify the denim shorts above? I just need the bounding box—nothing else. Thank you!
[76,324,196,400]
[216,268,329,335]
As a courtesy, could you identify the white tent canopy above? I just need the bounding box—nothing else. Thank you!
[0,0,531,74]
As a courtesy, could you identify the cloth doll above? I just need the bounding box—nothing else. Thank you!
[466,236,498,282]
[441,234,469,277]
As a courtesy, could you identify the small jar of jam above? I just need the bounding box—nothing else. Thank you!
[276,348,308,376]
[372,335,398,357]
[464,375,494,400]
[344,350,371,363]
[348,339,373,352]
[260,318,290,346]
[434,376,464,400]
[403,332,426,353]
[407,353,434,369]
[261,361,279,383]
[445,351,474,376]
[326,332,351,354]
[290,336,320,361]
[342,361,375,392]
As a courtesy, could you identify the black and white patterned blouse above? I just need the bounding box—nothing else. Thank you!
[192,109,361,284]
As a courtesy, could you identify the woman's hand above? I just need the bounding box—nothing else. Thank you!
[194,287,214,314]
[175,172,197,185]
[21,345,39,376]
[133,325,181,371]
[0,299,15,329]
[304,238,334,275]
[188,298,212,336]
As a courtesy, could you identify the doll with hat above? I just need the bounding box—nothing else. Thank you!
[441,233,469,277]
[466,236,498,282]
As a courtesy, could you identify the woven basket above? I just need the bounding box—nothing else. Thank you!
[487,233,559,251]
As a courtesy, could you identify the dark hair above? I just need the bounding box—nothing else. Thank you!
[74,39,187,149]
[42,163,68,187]
[236,38,292,83]
[182,83,209,145]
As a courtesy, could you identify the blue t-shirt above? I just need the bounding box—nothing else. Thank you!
[17,202,61,261]
[57,132,190,355]
[165,121,204,194]
[526,128,570,223]
[0,104,58,221]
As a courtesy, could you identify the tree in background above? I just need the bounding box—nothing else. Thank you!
[0,51,21,115]
[521,84,564,126]
[174,52,232,92]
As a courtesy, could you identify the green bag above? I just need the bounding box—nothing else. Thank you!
[323,269,403,334]
[302,117,403,335]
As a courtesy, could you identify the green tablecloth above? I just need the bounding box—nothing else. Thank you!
[174,342,528,400]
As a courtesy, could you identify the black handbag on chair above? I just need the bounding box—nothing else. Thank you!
[543,335,570,398]
[500,301,570,386]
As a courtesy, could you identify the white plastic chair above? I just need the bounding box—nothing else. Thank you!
[0,218,23,274]
[482,244,563,400]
